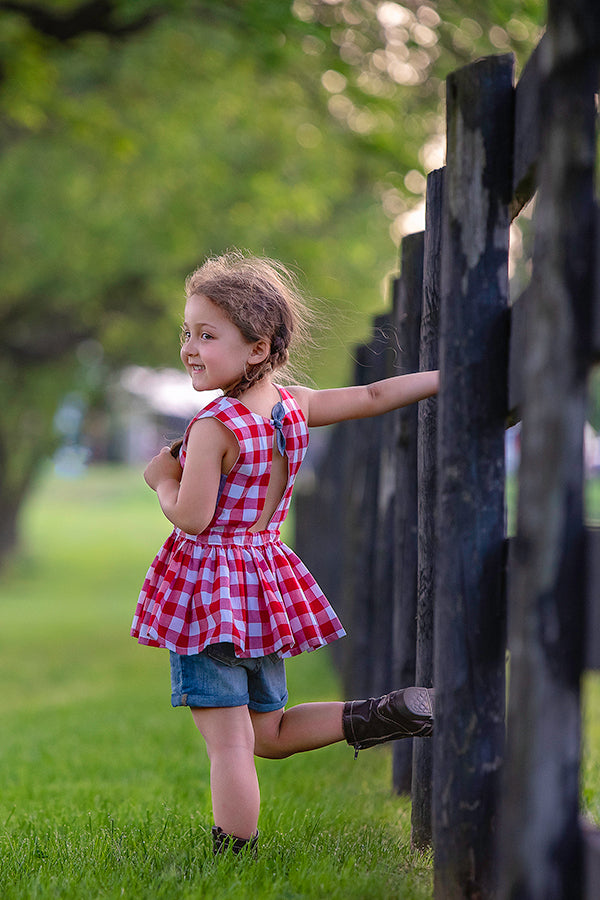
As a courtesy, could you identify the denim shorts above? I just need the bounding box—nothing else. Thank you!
[169,643,288,713]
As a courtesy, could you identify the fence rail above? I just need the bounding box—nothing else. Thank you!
[295,2,600,896]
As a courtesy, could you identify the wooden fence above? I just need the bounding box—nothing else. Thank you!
[294,2,600,897]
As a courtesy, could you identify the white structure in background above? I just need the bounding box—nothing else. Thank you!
[116,366,220,464]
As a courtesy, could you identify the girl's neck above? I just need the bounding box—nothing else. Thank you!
[231,377,281,418]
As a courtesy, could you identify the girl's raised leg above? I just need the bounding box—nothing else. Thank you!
[190,705,259,840]
[252,689,434,759]
[251,701,345,759]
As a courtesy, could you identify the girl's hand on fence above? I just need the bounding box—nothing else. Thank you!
[144,447,183,491]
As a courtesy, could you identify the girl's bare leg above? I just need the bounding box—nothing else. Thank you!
[251,701,345,759]
[190,705,259,840]
[190,702,344,838]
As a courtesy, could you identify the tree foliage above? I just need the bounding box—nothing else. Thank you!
[0,0,545,563]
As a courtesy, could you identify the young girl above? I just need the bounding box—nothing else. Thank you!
[131,251,439,856]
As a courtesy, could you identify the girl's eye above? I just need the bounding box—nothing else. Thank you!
[201,332,213,341]
[180,328,191,345]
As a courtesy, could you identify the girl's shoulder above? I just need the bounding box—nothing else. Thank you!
[282,384,310,422]
[179,395,236,464]
[192,393,230,421]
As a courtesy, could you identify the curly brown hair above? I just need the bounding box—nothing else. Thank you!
[184,250,313,398]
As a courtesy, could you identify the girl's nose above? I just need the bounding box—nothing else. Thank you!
[180,342,197,364]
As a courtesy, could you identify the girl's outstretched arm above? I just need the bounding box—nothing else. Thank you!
[290,370,439,428]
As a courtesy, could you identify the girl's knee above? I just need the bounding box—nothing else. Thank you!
[251,708,292,759]
[191,705,255,753]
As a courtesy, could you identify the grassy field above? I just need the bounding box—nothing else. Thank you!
[0,466,598,899]
[0,466,433,900]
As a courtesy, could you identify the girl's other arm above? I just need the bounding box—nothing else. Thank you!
[144,418,229,534]
[290,370,439,428]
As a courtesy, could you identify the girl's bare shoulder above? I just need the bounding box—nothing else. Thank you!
[187,414,237,453]
[285,384,312,420]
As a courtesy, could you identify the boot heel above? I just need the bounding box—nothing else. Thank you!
[402,686,435,717]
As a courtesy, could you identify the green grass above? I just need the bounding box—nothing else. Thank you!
[583,676,600,825]
[2,466,598,899]
[505,474,600,535]
[0,465,433,900]
[588,475,600,525]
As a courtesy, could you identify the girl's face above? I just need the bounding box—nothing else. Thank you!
[180,294,268,394]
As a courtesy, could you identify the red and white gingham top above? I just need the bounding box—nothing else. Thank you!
[130,387,345,658]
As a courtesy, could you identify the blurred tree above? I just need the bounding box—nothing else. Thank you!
[0,0,544,564]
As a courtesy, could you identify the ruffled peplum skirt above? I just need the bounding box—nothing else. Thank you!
[130,526,346,658]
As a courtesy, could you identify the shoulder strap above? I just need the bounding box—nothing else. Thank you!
[179,395,230,459]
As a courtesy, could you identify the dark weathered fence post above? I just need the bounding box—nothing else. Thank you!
[411,168,443,847]
[337,343,383,698]
[433,54,513,899]
[293,422,347,672]
[370,312,398,697]
[498,1,599,896]
[391,232,424,794]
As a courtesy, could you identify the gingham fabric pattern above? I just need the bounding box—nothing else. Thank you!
[131,388,346,658]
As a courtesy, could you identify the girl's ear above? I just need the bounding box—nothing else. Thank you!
[248,338,270,365]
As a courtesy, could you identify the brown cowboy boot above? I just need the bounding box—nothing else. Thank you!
[211,826,259,858]
[342,686,434,756]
